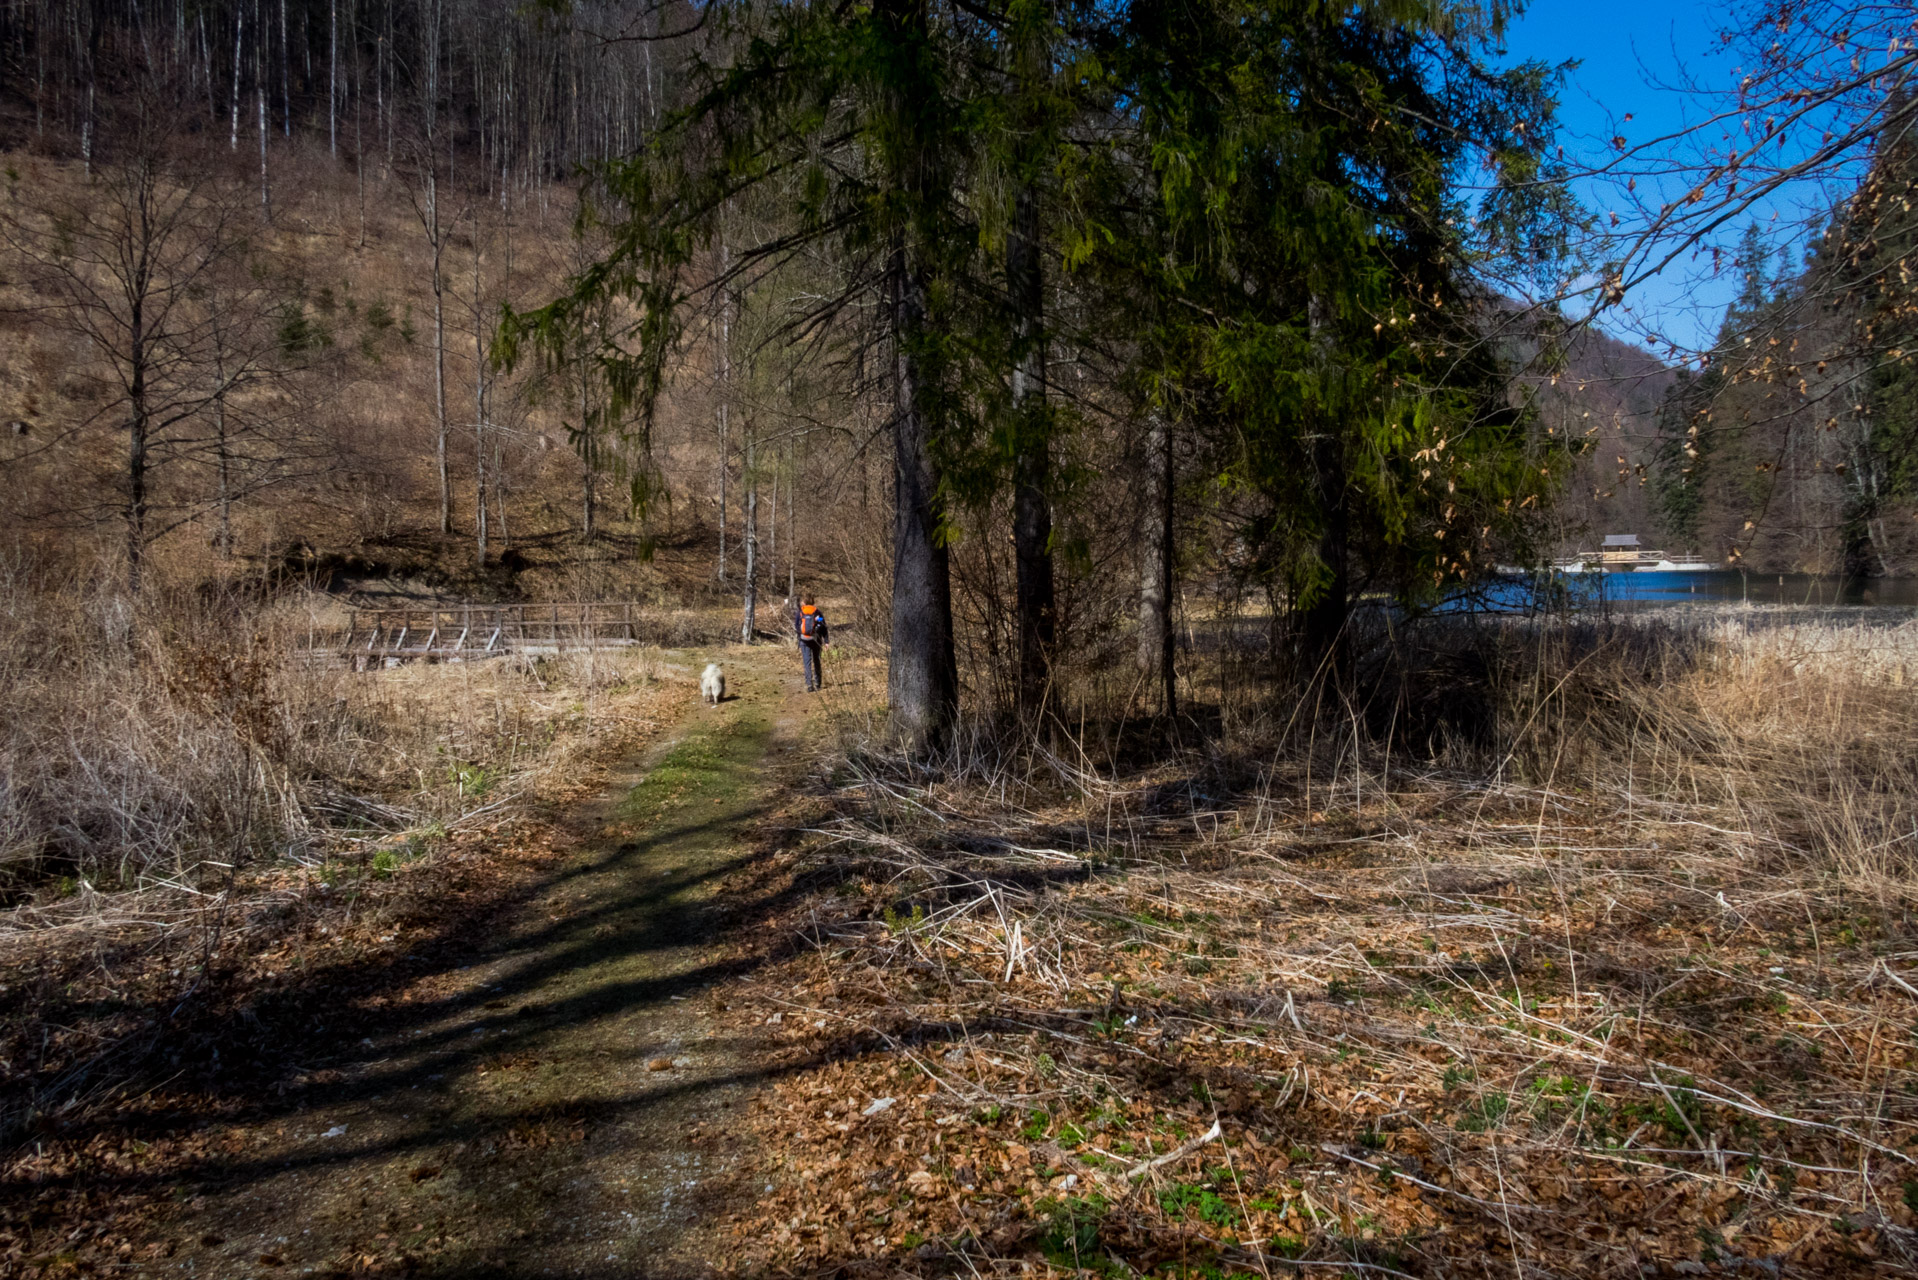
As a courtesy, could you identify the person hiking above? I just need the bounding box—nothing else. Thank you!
[793,593,830,692]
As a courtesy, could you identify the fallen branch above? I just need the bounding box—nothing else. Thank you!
[1871,958,1918,1000]
[1125,1119,1222,1180]
[1320,1143,1548,1218]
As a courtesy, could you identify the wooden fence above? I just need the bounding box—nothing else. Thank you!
[310,602,653,665]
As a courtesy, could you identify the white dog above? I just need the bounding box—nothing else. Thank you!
[700,663,726,705]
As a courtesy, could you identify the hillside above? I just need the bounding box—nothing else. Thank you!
[1536,325,1680,555]
[0,144,845,610]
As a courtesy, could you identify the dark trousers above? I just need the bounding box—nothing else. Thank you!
[800,639,823,691]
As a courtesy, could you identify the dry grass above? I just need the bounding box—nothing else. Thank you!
[0,569,678,903]
[0,569,694,1149]
[717,608,1918,1278]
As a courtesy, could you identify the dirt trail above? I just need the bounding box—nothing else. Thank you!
[159,649,809,1279]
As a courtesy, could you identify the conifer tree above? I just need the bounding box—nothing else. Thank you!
[1078,0,1577,676]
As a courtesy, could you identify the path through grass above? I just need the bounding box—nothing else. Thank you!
[156,650,798,1279]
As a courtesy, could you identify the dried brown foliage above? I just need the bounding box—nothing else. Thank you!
[714,614,1918,1277]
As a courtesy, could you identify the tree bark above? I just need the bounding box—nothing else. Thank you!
[580,346,596,540]
[255,4,269,218]
[214,343,232,559]
[278,0,290,137]
[787,432,797,600]
[430,172,450,534]
[230,12,243,150]
[1008,19,1053,721]
[742,421,758,642]
[126,271,148,595]
[875,0,958,751]
[1299,431,1349,677]
[1300,293,1348,680]
[887,239,958,750]
[716,238,730,581]
[1009,187,1053,720]
[473,227,488,567]
[1138,412,1174,716]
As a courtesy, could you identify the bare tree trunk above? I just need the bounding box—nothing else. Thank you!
[580,345,595,540]
[230,11,243,150]
[278,0,289,136]
[788,431,796,600]
[887,238,957,750]
[377,32,387,174]
[759,427,767,594]
[742,420,758,642]
[214,343,232,558]
[716,238,730,581]
[473,226,488,567]
[127,286,148,595]
[1138,412,1175,717]
[82,8,101,176]
[328,0,337,158]
[354,16,365,246]
[494,436,507,547]
[256,48,269,214]
[429,172,450,535]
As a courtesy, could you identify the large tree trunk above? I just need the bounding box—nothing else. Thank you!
[1299,430,1349,678]
[1008,21,1053,721]
[1009,183,1053,720]
[1299,292,1348,681]
[887,241,958,750]
[1138,412,1174,717]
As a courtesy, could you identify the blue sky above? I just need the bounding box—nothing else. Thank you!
[1498,2,1803,353]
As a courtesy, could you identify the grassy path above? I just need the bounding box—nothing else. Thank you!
[161,649,804,1279]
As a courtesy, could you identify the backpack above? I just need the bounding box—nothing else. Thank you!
[798,605,823,641]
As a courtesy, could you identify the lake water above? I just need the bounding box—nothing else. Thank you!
[1458,570,1918,613]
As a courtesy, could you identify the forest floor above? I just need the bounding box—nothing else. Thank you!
[2,642,833,1280]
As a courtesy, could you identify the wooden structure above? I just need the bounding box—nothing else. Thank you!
[313,602,649,665]
[1551,534,1718,573]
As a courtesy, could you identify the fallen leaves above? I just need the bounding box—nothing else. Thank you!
[710,739,1918,1277]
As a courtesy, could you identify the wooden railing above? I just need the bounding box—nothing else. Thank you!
[310,602,650,664]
